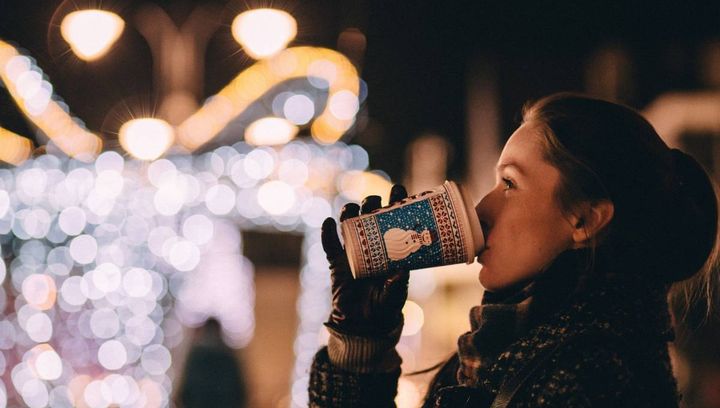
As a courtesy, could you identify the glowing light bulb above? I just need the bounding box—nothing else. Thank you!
[60,10,125,61]
[231,9,297,59]
[119,118,175,161]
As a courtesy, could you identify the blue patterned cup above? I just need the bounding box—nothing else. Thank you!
[341,181,484,279]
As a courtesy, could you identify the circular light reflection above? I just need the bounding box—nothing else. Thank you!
[21,378,48,408]
[243,149,275,180]
[204,184,235,215]
[328,90,360,120]
[31,345,63,380]
[25,312,53,343]
[60,276,87,306]
[58,206,87,236]
[182,214,214,245]
[98,340,127,370]
[21,274,57,310]
[257,181,295,215]
[123,268,152,298]
[69,234,97,265]
[283,94,315,125]
[90,308,120,339]
[141,344,171,375]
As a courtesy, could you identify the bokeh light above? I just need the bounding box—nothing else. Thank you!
[0,136,382,407]
[257,180,296,215]
[60,10,125,61]
[283,94,316,125]
[0,127,32,165]
[231,9,297,59]
[245,117,299,146]
[119,118,174,161]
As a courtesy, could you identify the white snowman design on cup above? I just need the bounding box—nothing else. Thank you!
[383,228,435,261]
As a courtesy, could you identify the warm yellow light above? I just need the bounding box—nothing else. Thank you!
[119,118,175,161]
[61,10,125,61]
[232,9,297,59]
[0,40,103,160]
[245,117,298,146]
[0,127,33,165]
[177,47,360,150]
[339,170,393,203]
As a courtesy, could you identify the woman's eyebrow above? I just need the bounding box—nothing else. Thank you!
[496,162,525,176]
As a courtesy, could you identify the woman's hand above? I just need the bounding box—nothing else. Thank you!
[321,184,410,336]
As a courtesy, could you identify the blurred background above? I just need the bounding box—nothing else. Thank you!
[0,0,719,407]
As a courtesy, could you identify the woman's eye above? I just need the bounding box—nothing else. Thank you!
[502,177,515,190]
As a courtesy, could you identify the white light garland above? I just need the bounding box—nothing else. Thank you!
[0,140,383,407]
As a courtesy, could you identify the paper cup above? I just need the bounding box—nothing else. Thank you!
[341,181,484,279]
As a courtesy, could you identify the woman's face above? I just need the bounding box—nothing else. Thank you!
[475,123,576,291]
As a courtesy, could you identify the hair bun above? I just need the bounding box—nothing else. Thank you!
[665,149,718,282]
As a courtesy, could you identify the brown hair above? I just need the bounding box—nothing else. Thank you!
[521,93,719,316]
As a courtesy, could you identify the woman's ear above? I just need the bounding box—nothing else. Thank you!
[571,200,614,247]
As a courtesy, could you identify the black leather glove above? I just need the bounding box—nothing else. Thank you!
[321,184,410,336]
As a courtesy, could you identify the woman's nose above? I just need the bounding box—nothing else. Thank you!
[475,191,492,221]
[475,189,499,225]
[475,191,496,240]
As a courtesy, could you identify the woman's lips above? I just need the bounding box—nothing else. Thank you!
[476,246,488,259]
[479,221,490,249]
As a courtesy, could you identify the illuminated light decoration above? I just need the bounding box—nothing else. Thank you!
[0,127,33,165]
[119,118,175,160]
[177,46,360,149]
[232,8,297,59]
[245,117,299,146]
[0,139,381,407]
[0,40,359,160]
[60,10,125,61]
[0,40,102,160]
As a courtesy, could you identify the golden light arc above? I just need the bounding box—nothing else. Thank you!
[0,39,360,164]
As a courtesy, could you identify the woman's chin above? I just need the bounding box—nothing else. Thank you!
[478,268,495,290]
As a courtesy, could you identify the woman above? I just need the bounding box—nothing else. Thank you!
[308,93,719,407]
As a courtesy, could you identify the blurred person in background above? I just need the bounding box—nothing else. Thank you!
[308,93,719,407]
[175,318,248,408]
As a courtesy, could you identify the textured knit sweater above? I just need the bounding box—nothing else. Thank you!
[308,250,681,407]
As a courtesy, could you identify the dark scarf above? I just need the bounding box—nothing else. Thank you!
[455,249,673,390]
[456,249,588,386]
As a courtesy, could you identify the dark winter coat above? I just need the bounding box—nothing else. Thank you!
[308,250,681,407]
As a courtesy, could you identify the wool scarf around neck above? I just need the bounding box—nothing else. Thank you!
[455,249,588,387]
